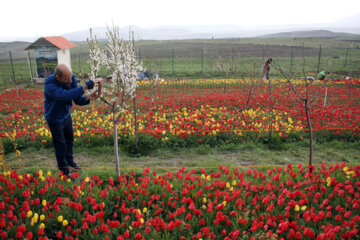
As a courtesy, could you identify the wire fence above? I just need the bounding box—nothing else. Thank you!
[0,45,360,86]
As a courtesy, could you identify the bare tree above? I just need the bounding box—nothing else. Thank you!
[261,57,274,143]
[217,52,240,94]
[147,60,161,105]
[240,60,260,112]
[272,44,329,170]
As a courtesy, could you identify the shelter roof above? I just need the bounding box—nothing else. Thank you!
[25,36,76,50]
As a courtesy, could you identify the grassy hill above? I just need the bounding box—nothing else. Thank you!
[1,32,360,83]
[258,30,357,38]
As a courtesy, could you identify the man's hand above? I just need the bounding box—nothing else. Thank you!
[85,90,100,101]
[94,78,104,84]
[84,78,103,92]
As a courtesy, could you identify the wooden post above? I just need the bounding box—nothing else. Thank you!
[27,51,34,84]
[9,51,16,84]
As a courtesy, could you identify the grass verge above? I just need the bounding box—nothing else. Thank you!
[4,140,359,177]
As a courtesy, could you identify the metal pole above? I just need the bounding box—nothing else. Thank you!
[9,51,16,84]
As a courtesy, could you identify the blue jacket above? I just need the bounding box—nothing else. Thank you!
[44,74,89,124]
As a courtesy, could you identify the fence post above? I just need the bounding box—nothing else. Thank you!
[316,44,322,73]
[138,48,141,61]
[0,75,6,89]
[9,51,16,84]
[344,48,349,73]
[201,48,204,74]
[172,48,175,76]
[78,45,82,74]
[289,47,294,74]
[262,49,265,61]
[27,51,34,84]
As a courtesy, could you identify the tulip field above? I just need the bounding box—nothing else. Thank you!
[0,78,360,239]
[0,163,359,239]
[0,78,359,153]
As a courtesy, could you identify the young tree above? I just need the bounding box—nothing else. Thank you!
[87,26,142,177]
[261,57,274,143]
[272,45,328,171]
[239,61,260,112]
[217,52,240,94]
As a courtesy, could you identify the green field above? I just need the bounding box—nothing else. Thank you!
[1,35,360,85]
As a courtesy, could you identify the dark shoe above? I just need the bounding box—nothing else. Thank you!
[67,174,75,183]
[69,163,81,171]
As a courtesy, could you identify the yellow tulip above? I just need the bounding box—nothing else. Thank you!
[27,211,33,218]
[62,220,68,226]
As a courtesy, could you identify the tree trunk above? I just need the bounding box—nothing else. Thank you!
[113,111,120,178]
[133,96,139,154]
[268,78,273,143]
[305,100,313,171]
[323,86,328,107]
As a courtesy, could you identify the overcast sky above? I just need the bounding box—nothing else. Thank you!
[1,0,360,41]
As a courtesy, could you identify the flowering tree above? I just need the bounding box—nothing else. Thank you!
[87,26,142,177]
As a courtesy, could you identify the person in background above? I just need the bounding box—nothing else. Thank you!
[44,64,100,179]
[317,71,330,80]
[261,58,272,80]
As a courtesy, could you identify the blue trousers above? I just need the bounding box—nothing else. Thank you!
[47,116,76,176]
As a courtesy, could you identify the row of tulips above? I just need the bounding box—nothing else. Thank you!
[0,163,359,239]
[0,79,359,152]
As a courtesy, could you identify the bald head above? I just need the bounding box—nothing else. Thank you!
[55,64,73,85]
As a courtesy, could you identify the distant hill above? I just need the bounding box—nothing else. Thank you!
[258,30,357,38]
[62,25,360,42]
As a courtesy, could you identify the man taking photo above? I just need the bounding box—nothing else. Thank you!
[44,63,100,179]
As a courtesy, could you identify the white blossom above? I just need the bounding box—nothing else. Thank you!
[88,26,142,123]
